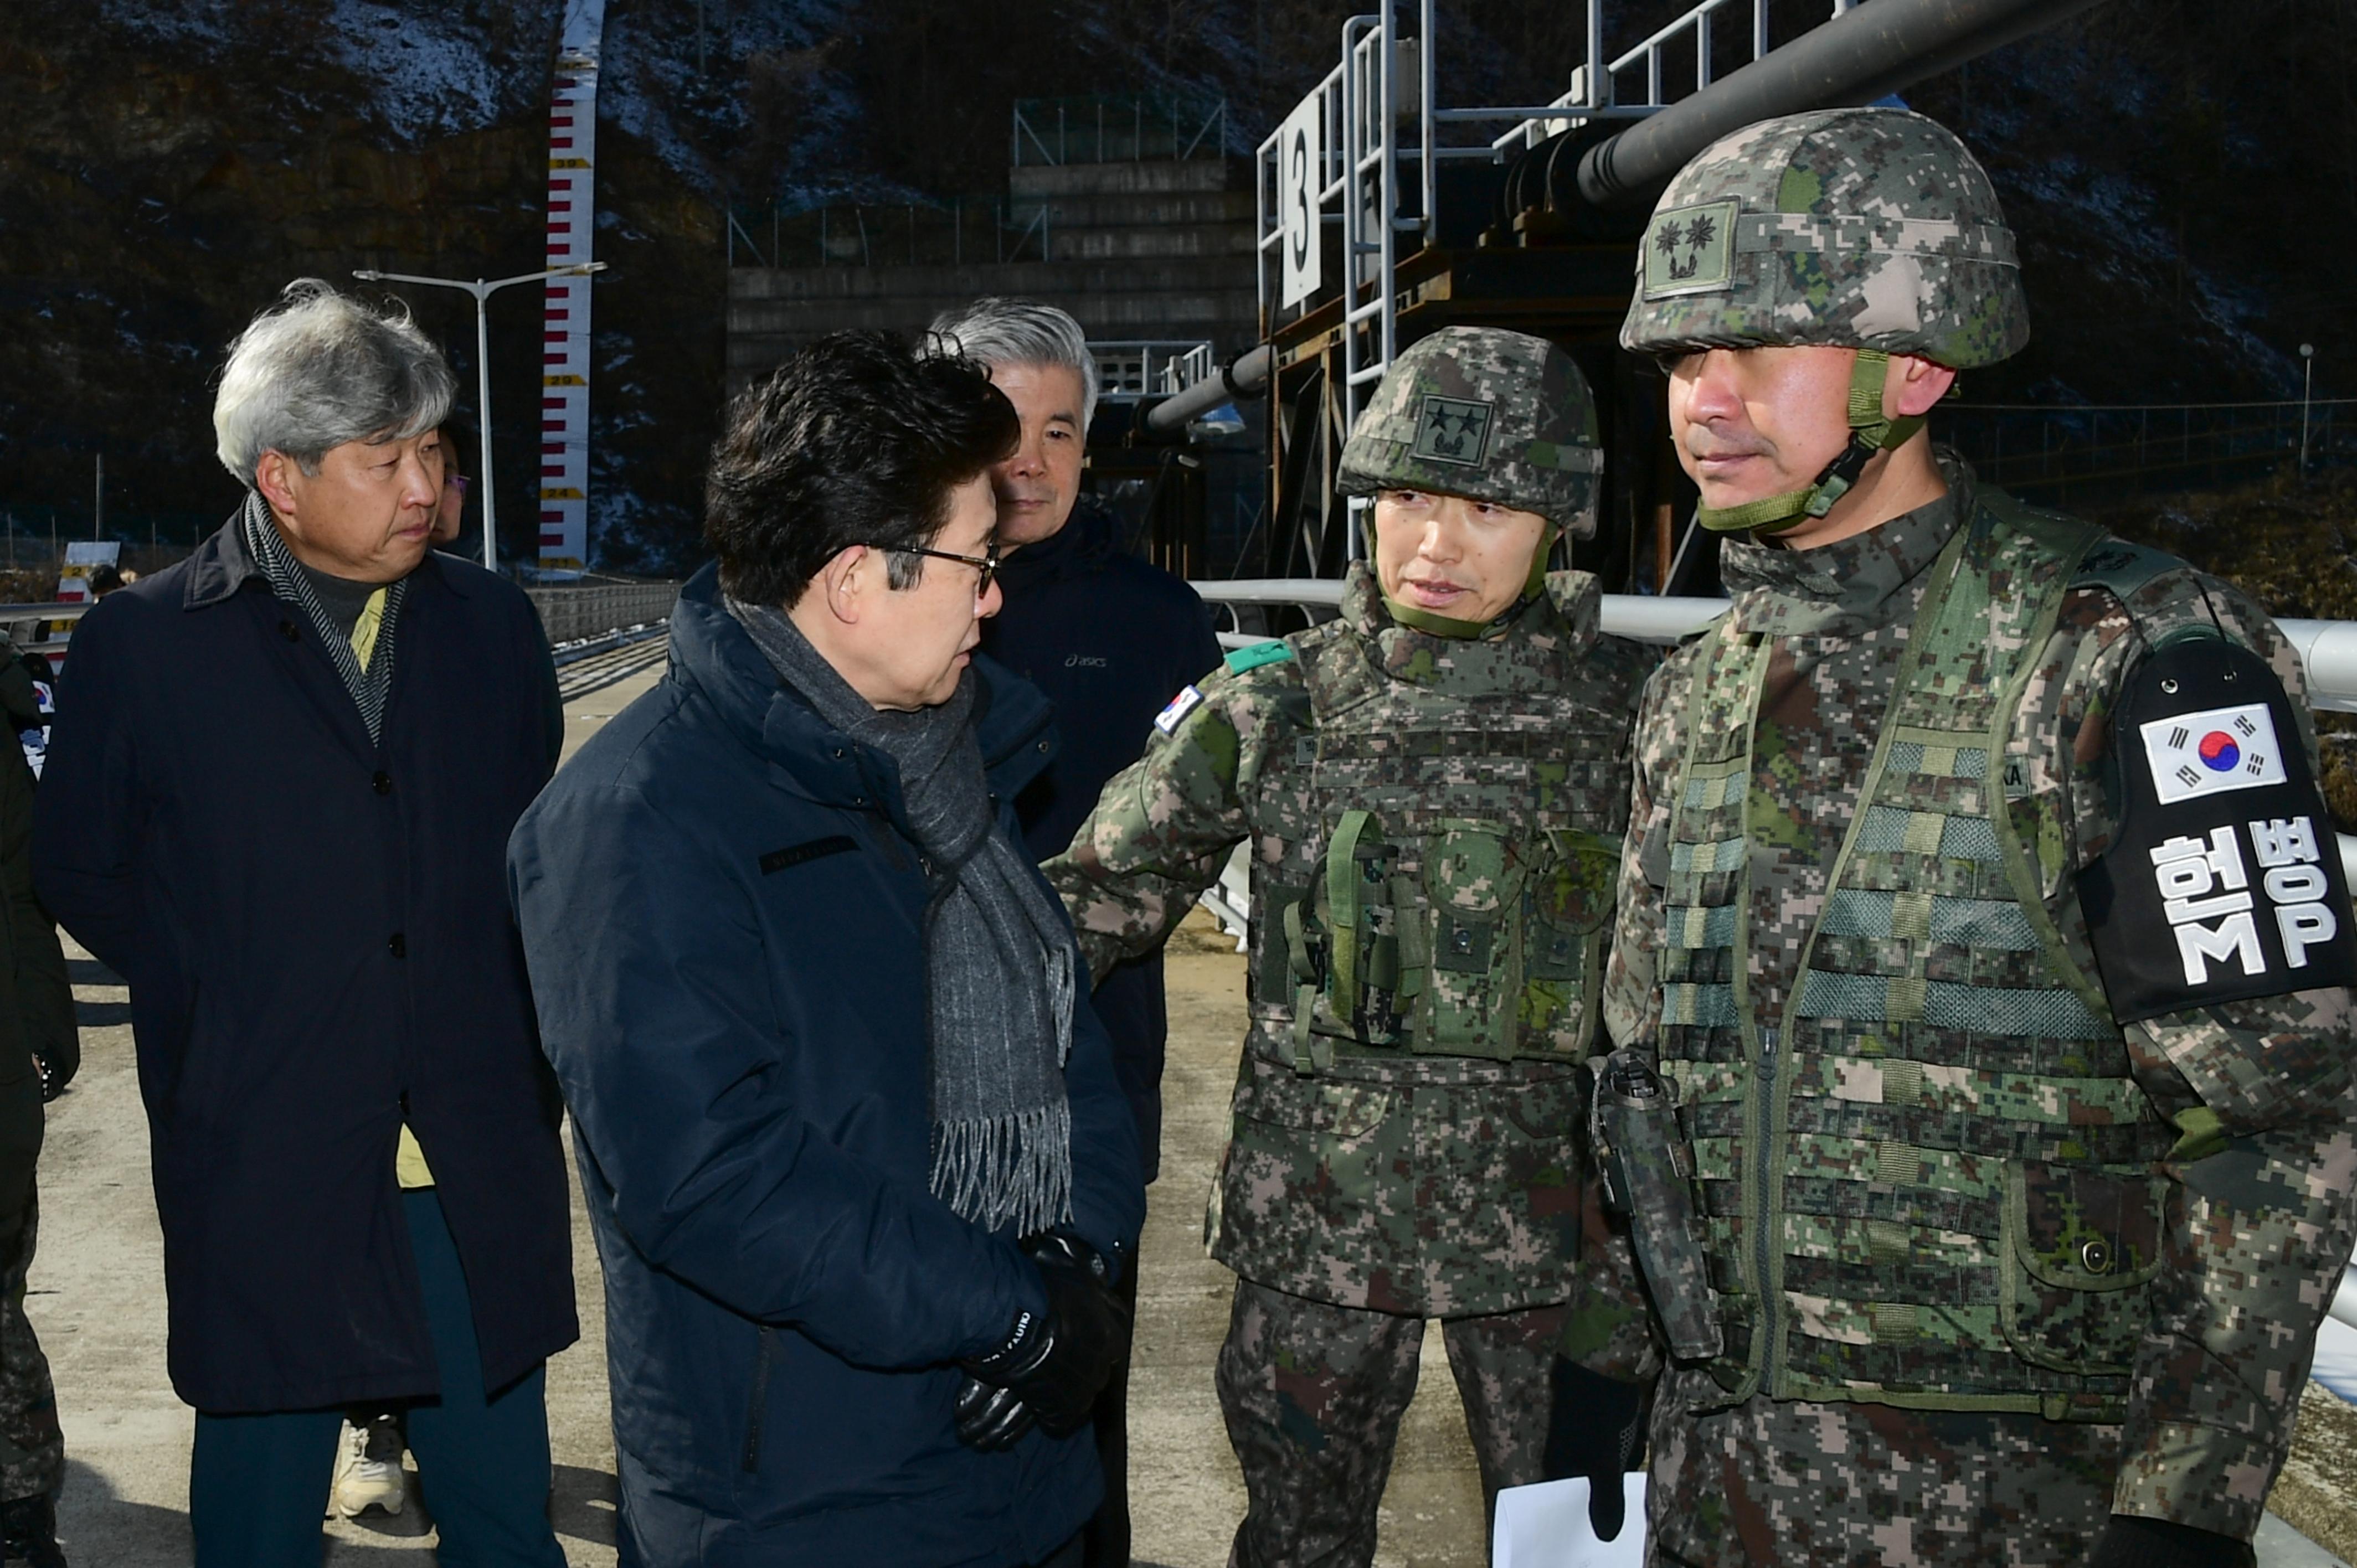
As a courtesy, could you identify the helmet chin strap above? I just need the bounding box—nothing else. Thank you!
[1379,523,1560,639]
[1693,349,1927,536]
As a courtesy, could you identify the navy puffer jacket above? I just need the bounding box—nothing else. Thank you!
[510,565,1145,1568]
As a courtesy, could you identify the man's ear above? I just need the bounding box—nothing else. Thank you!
[1890,354,1958,419]
[253,451,301,518]
[816,544,872,625]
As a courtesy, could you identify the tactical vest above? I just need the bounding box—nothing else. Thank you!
[1261,597,1632,1073]
[1658,494,2180,1421]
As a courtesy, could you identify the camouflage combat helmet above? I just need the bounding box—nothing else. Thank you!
[1622,107,2026,533]
[1336,327,1603,540]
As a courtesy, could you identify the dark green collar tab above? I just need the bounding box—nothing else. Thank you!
[1224,640,1295,675]
[1381,593,1498,639]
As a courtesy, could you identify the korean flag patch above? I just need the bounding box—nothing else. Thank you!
[1154,683,1205,737]
[2081,638,2357,1022]
[2140,703,2284,804]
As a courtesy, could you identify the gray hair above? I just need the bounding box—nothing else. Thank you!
[213,279,457,484]
[926,297,1099,431]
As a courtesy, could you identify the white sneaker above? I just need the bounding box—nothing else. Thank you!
[326,1416,407,1519]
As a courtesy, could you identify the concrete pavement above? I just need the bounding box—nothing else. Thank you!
[24,635,2354,1565]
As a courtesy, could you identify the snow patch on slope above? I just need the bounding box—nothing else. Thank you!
[324,2,506,140]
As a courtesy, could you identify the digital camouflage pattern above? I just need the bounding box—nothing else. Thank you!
[1596,457,2357,1558]
[1335,327,1605,538]
[1619,107,2029,370]
[1588,1048,1720,1363]
[1048,564,1655,1319]
[1645,1395,2120,1566]
[1216,1280,1564,1568]
[0,714,64,1508]
[0,1184,59,1504]
[1647,489,2189,1425]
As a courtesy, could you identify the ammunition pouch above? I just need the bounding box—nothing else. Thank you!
[1280,811,1615,1071]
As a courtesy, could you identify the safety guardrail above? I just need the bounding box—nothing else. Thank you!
[0,579,683,659]
[527,580,681,645]
[1191,582,2357,711]
[1191,579,2357,893]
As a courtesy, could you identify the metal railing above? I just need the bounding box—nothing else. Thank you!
[1255,0,1840,553]
[1,579,682,672]
[1491,0,1846,155]
[1160,343,1218,396]
[725,199,1051,269]
[1190,580,2357,713]
[1012,94,1228,167]
[1092,341,1216,402]
[1189,578,2357,919]
[526,580,681,645]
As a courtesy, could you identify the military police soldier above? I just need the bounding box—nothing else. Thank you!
[1048,327,1656,1566]
[1596,107,2357,1567]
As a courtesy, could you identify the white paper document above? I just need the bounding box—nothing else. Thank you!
[1493,1473,1648,1568]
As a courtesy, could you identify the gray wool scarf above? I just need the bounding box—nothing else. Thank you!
[727,595,1075,1236]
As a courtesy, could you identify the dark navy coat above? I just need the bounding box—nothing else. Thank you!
[509,565,1145,1568]
[31,516,577,1413]
[980,504,1221,1181]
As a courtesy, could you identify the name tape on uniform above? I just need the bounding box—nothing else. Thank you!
[1154,684,1205,736]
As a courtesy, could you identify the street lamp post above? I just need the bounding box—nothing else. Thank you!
[2301,343,2317,477]
[351,263,607,572]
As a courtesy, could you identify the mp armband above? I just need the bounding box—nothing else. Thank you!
[2081,637,2357,1022]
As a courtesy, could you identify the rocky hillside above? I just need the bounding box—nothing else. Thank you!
[1,0,2345,569]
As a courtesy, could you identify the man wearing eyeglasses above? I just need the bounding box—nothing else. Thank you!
[511,329,1145,1568]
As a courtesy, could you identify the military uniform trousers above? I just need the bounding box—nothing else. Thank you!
[1217,1279,1565,1568]
[1645,1373,2122,1568]
[0,1056,58,1507]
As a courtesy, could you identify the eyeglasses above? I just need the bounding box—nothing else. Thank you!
[881,539,1000,596]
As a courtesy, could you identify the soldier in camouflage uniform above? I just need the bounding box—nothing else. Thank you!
[1048,327,1657,1566]
[0,675,69,1566]
[1597,106,2357,1568]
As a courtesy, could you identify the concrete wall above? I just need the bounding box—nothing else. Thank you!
[727,158,1260,396]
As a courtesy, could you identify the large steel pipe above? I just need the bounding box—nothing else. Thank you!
[1576,0,2111,209]
[1142,344,1275,435]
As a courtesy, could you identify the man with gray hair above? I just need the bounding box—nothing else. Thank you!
[32,280,575,1567]
[928,297,1219,1568]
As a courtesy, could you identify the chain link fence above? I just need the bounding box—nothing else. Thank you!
[1940,398,2354,504]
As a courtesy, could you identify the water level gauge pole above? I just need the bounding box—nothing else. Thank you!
[351,264,607,572]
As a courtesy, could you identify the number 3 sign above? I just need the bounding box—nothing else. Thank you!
[1279,95,1323,308]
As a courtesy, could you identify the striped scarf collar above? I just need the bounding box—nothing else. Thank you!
[241,491,406,744]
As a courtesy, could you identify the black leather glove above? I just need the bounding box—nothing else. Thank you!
[953,1233,1129,1452]
[1540,1359,1646,1542]
[2085,1516,2253,1568]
